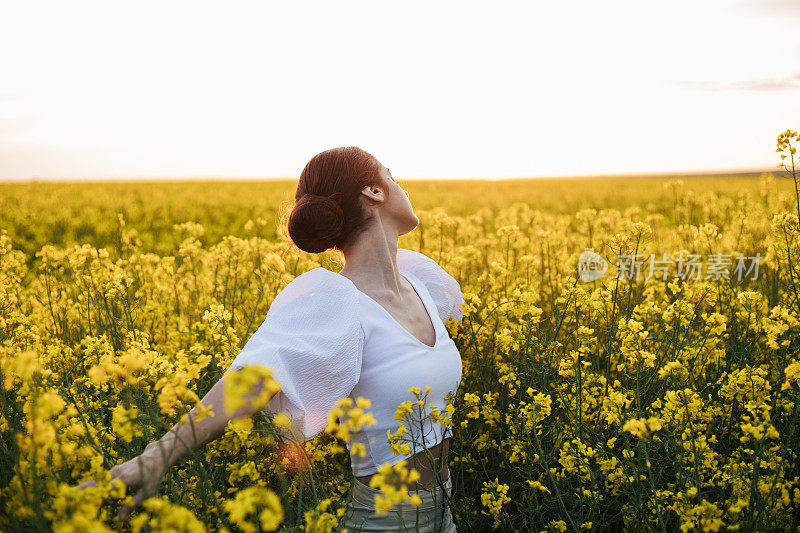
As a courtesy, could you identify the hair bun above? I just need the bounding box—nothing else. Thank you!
[287,193,345,254]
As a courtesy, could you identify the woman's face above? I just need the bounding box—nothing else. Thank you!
[364,161,419,236]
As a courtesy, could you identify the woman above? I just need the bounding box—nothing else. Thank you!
[76,146,464,532]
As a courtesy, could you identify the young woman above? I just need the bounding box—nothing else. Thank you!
[76,146,464,532]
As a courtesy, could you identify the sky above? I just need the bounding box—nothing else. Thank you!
[0,0,798,181]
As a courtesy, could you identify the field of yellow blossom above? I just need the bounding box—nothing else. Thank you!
[1,131,800,532]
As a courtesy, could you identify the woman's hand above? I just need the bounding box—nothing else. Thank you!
[72,372,271,521]
[75,444,169,520]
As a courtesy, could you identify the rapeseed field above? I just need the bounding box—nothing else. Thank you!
[1,131,799,532]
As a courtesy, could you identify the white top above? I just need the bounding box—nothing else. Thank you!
[223,248,464,476]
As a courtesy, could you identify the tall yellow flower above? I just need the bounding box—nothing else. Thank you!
[223,486,284,533]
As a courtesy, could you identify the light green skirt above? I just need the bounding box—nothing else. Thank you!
[338,475,457,532]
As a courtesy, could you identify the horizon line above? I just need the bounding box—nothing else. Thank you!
[0,165,785,184]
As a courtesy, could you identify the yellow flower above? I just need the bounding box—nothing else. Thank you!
[480,478,511,529]
[272,413,291,429]
[366,460,422,515]
[223,486,284,533]
[223,366,282,416]
[111,404,143,443]
[622,417,663,440]
[393,400,414,421]
[129,496,207,533]
[325,396,377,442]
[303,498,339,533]
[526,479,551,494]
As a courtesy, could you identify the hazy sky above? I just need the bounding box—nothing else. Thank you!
[1,0,798,180]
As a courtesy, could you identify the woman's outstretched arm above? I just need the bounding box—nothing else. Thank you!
[147,370,273,466]
[75,369,274,520]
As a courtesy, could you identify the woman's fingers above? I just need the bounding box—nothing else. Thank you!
[115,474,158,520]
[75,463,135,494]
[75,453,168,521]
[116,501,136,521]
[113,454,168,520]
[75,478,98,490]
[116,504,132,521]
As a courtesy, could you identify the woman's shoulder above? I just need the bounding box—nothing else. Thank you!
[266,266,360,321]
[397,248,464,323]
[396,247,453,280]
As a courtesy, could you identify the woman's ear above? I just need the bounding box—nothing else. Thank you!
[361,184,385,206]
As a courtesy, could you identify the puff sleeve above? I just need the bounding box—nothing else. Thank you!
[396,248,464,324]
[223,267,364,442]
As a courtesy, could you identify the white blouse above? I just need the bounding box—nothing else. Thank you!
[223,248,464,476]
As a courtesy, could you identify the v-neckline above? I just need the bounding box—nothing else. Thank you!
[333,269,441,351]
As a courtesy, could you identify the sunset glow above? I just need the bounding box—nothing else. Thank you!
[1,0,798,180]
